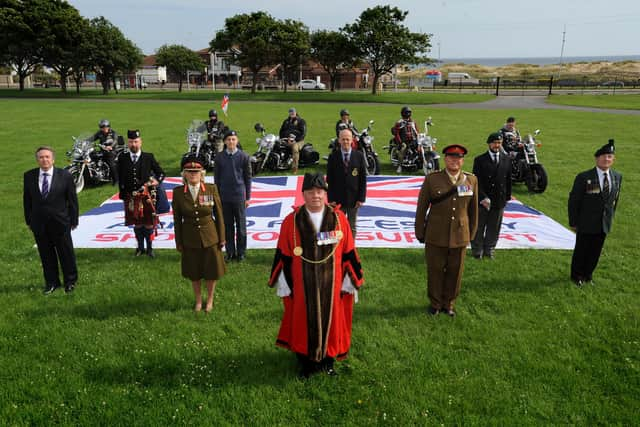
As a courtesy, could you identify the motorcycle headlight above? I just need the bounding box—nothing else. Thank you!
[363,136,372,144]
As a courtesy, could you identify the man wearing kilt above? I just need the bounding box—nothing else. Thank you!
[117,129,165,257]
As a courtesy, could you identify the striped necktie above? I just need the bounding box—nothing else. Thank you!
[41,173,49,197]
[603,172,610,198]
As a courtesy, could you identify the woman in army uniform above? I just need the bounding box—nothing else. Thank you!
[172,155,226,312]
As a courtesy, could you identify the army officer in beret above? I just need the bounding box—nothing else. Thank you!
[568,139,622,287]
[415,144,478,317]
[173,155,226,312]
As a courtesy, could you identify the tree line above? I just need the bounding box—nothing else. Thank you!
[0,2,431,95]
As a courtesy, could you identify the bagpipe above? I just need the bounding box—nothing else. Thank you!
[127,180,170,235]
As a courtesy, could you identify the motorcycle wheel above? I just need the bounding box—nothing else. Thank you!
[251,158,263,176]
[366,154,380,175]
[389,146,399,166]
[66,165,86,194]
[526,164,548,193]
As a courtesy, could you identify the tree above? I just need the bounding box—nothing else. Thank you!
[310,30,359,92]
[39,0,86,93]
[0,0,44,90]
[87,17,141,95]
[211,11,278,94]
[272,19,309,92]
[68,18,93,94]
[155,44,204,92]
[342,5,431,94]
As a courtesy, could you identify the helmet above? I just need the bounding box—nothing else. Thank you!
[340,109,349,116]
[209,109,217,118]
[401,106,412,118]
[99,119,110,128]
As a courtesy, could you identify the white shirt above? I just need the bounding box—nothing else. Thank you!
[341,149,352,163]
[226,148,238,156]
[489,150,499,164]
[39,168,54,193]
[130,151,141,162]
[188,183,200,201]
[596,167,610,191]
[305,207,324,232]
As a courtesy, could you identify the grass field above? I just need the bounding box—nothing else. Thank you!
[1,98,638,425]
[0,88,494,105]
[547,94,640,110]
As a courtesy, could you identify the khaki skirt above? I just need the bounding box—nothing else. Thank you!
[181,245,225,281]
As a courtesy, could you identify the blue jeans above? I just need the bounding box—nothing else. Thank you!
[222,200,247,257]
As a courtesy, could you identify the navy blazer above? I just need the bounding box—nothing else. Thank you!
[472,150,512,209]
[569,167,622,234]
[326,149,367,209]
[23,167,79,235]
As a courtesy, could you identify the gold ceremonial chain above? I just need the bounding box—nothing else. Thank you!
[293,208,341,264]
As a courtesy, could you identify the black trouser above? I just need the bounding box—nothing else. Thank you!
[571,232,606,282]
[102,150,118,183]
[471,206,505,257]
[33,227,78,287]
[222,201,247,257]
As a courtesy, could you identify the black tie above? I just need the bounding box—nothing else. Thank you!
[42,173,49,198]
[494,153,499,164]
[343,152,349,168]
[603,172,610,198]
[132,154,138,163]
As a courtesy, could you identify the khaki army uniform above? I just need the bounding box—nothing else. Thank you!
[415,169,478,311]
[172,183,226,280]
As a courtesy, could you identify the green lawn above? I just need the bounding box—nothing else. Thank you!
[547,93,640,110]
[1,99,638,425]
[0,87,493,105]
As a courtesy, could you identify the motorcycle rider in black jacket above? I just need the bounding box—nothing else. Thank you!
[205,109,227,153]
[279,107,307,173]
[92,119,120,184]
[392,106,419,173]
[335,109,359,138]
[500,116,521,155]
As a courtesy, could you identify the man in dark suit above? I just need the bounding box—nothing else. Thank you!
[415,145,478,317]
[326,128,367,233]
[117,129,165,257]
[568,139,622,287]
[471,132,512,259]
[23,146,79,294]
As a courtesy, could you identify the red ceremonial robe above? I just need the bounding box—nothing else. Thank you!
[269,204,363,362]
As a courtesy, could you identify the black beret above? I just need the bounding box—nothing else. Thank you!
[223,129,238,140]
[594,139,615,157]
[301,172,328,192]
[486,132,503,144]
[127,129,141,139]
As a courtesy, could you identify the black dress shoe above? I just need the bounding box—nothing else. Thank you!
[472,254,482,260]
[237,254,246,262]
[441,308,456,317]
[43,284,59,295]
[224,254,235,262]
[135,248,145,257]
[64,283,75,294]
[146,249,155,258]
[427,306,439,316]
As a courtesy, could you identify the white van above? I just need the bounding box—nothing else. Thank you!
[447,72,479,85]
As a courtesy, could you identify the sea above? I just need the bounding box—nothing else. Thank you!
[431,55,640,67]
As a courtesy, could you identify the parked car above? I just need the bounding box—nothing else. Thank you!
[601,81,624,87]
[297,79,326,90]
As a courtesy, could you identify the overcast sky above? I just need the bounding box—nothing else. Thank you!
[68,0,639,59]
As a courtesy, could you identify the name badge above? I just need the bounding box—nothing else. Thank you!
[457,185,473,197]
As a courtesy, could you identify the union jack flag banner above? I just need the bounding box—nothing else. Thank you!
[220,94,229,116]
[72,176,575,250]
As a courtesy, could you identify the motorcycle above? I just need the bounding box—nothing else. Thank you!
[328,120,381,175]
[251,123,320,175]
[506,129,548,193]
[65,133,125,193]
[181,120,216,170]
[385,117,440,175]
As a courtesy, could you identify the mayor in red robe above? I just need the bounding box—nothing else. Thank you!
[269,172,363,378]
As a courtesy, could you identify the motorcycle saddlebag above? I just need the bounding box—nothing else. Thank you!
[300,144,319,164]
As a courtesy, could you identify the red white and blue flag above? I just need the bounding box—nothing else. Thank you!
[220,94,229,116]
[72,175,575,250]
